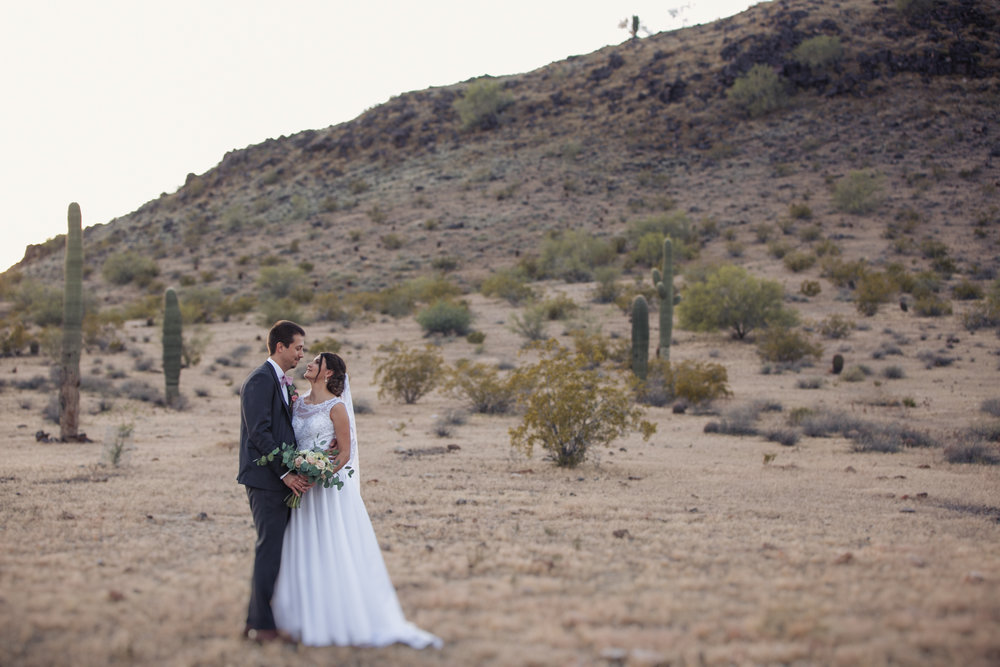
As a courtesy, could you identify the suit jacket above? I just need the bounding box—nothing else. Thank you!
[237,362,296,490]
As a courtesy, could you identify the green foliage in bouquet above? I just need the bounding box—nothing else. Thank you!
[509,340,656,468]
[257,442,354,508]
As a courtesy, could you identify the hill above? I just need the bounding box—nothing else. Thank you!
[6,0,998,309]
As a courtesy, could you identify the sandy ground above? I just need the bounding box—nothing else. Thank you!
[2,285,1000,666]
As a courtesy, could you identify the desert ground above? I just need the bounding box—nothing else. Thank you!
[2,279,999,667]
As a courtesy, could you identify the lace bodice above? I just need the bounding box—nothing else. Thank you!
[291,394,355,468]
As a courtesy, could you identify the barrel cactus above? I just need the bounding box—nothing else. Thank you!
[832,353,844,375]
[631,295,649,381]
[163,288,182,405]
[652,237,675,360]
[59,203,83,441]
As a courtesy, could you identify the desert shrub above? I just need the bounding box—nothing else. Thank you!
[536,230,616,282]
[768,240,793,259]
[177,286,224,324]
[789,202,812,220]
[444,360,515,414]
[350,276,462,318]
[634,359,674,407]
[896,0,935,18]
[373,342,444,404]
[872,342,904,359]
[678,265,797,339]
[102,252,160,287]
[944,440,1000,465]
[851,422,938,453]
[791,35,843,68]
[798,409,865,437]
[833,170,884,215]
[0,322,29,357]
[705,403,766,436]
[672,360,732,405]
[626,212,699,250]
[508,340,655,467]
[181,327,211,368]
[982,399,1000,418]
[783,251,816,273]
[882,365,905,379]
[855,271,895,316]
[756,325,822,363]
[466,331,486,344]
[480,267,535,305]
[952,279,984,301]
[798,224,823,243]
[431,256,460,273]
[454,77,514,131]
[917,350,955,369]
[821,258,867,288]
[509,305,548,343]
[726,64,788,118]
[913,293,953,317]
[592,266,622,304]
[841,365,868,382]
[256,265,308,301]
[432,409,468,437]
[416,299,472,336]
[12,282,65,327]
[312,292,353,325]
[538,294,580,320]
[818,314,854,339]
[796,377,824,389]
[308,336,341,354]
[381,233,405,250]
[800,280,821,297]
[766,429,801,447]
[753,223,774,243]
[813,239,841,258]
[258,298,306,327]
[120,379,163,404]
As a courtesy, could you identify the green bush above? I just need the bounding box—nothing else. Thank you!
[258,298,306,327]
[952,279,984,301]
[789,203,813,220]
[822,257,867,288]
[783,251,817,273]
[673,360,733,405]
[726,64,788,118]
[678,265,798,339]
[480,268,535,304]
[509,305,548,343]
[536,230,616,282]
[454,77,514,131]
[416,299,472,336]
[256,265,308,301]
[444,360,515,414]
[509,341,655,467]
[913,294,953,317]
[756,325,822,363]
[308,335,341,354]
[592,266,622,304]
[791,35,843,68]
[855,271,895,316]
[373,342,444,404]
[833,170,884,215]
[538,294,579,320]
[818,314,853,339]
[102,252,160,287]
[800,280,822,297]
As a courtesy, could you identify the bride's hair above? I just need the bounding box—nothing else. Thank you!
[318,353,347,396]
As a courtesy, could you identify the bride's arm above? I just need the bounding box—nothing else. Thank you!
[327,402,352,474]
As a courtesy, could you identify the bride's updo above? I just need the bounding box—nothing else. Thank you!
[318,352,347,397]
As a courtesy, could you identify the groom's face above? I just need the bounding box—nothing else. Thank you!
[274,334,305,372]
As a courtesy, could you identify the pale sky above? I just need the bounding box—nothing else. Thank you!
[0,0,763,273]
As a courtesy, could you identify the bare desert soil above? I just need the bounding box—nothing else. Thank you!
[2,283,1000,666]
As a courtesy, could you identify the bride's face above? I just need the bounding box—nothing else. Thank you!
[304,355,330,383]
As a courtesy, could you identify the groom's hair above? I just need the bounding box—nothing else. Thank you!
[267,320,305,355]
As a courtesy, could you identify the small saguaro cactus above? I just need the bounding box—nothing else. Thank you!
[832,353,844,375]
[651,237,675,361]
[631,295,649,381]
[163,287,182,405]
[60,203,83,441]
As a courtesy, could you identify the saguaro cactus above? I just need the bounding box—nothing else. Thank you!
[163,287,182,405]
[60,203,83,441]
[631,295,649,381]
[652,237,675,360]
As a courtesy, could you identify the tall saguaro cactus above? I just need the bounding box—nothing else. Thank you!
[163,288,182,405]
[631,295,649,381]
[652,237,675,360]
[60,203,83,441]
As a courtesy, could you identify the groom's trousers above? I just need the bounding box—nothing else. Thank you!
[245,486,290,630]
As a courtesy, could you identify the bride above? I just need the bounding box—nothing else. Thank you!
[271,352,442,649]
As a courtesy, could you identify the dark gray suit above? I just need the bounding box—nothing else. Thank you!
[238,361,296,631]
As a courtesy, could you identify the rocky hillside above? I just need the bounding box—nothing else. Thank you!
[8,0,1000,310]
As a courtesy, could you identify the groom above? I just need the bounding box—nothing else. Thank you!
[237,320,312,642]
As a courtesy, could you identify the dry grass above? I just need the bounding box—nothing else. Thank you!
[2,286,1000,666]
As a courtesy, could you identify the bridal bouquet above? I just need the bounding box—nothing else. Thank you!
[257,441,354,508]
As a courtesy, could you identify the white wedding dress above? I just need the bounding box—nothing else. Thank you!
[272,379,442,648]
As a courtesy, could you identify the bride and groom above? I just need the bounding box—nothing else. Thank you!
[237,320,441,648]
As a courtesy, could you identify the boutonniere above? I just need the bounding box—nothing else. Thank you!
[281,375,299,403]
